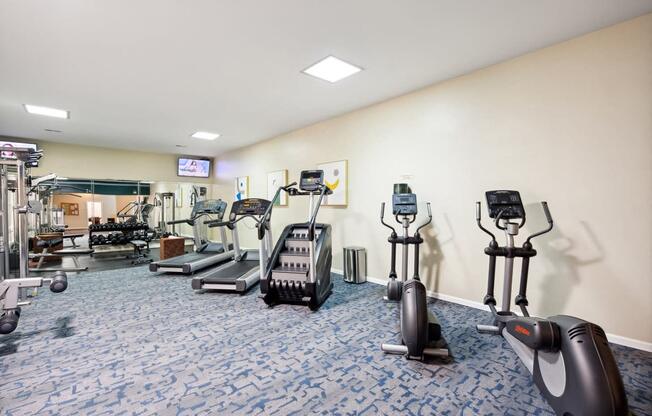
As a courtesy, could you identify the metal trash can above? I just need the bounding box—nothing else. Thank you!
[343,246,367,283]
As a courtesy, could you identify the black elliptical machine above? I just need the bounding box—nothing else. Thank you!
[476,190,628,416]
[380,184,449,360]
[261,170,333,311]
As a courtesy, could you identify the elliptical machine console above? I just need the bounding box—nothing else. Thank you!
[476,190,628,416]
[380,184,449,360]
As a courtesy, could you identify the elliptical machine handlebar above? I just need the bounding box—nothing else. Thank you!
[415,202,432,234]
[525,201,554,244]
[380,202,397,234]
[476,201,497,243]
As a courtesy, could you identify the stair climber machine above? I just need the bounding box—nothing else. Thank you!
[476,190,628,416]
[191,197,273,293]
[1,147,68,334]
[149,199,233,274]
[261,170,333,311]
[380,185,449,360]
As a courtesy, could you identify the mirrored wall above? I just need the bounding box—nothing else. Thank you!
[45,178,210,238]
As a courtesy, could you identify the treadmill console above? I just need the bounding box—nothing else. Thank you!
[230,198,271,218]
[192,199,227,218]
[392,193,418,215]
[485,190,524,219]
[299,170,324,192]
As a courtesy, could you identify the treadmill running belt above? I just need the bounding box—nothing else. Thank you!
[156,252,206,266]
[202,260,259,282]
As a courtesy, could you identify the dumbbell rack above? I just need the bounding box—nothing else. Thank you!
[88,223,151,248]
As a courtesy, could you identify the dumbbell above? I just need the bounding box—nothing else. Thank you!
[49,271,68,293]
[0,308,21,335]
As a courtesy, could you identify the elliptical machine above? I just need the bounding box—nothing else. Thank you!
[380,184,448,360]
[476,190,628,416]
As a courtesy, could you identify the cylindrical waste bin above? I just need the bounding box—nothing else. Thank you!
[343,246,367,283]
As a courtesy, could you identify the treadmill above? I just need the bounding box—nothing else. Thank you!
[191,197,273,293]
[149,199,233,274]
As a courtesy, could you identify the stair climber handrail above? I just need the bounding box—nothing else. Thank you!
[307,184,332,241]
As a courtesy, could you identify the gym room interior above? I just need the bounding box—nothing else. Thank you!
[0,2,650,415]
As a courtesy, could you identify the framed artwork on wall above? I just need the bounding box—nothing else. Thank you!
[235,176,249,201]
[317,159,348,206]
[267,170,288,206]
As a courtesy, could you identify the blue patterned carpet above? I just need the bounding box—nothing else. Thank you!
[1,267,650,415]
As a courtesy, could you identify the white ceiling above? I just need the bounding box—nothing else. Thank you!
[1,1,651,156]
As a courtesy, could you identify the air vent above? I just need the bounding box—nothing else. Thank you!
[568,325,588,340]
[592,325,607,339]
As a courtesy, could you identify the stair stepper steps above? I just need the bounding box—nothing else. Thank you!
[271,227,322,282]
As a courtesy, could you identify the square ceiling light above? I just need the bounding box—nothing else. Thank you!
[302,55,362,83]
[23,104,69,119]
[191,131,220,140]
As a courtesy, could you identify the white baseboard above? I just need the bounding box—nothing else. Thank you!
[604,334,652,352]
[331,268,652,352]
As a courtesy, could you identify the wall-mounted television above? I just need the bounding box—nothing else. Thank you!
[177,157,211,178]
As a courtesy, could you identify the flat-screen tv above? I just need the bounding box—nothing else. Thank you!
[177,157,211,178]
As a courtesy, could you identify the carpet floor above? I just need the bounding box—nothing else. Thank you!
[0,267,650,415]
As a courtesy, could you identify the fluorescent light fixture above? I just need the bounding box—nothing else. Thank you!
[24,104,69,119]
[191,131,220,140]
[302,55,362,83]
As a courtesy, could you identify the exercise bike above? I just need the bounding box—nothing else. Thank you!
[476,190,628,416]
[380,185,448,360]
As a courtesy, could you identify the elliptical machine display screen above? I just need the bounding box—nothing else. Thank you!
[392,193,418,215]
[299,170,324,192]
[230,198,271,216]
[485,190,525,219]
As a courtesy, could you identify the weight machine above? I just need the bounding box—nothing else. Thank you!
[0,147,69,334]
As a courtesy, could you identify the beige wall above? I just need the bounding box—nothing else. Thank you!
[212,15,652,345]
[10,139,214,184]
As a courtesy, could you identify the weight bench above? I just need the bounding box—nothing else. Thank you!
[63,233,84,248]
[129,240,152,265]
[30,237,95,273]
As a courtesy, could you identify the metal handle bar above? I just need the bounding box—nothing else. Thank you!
[380,202,397,234]
[416,202,433,233]
[525,201,554,243]
[476,201,497,242]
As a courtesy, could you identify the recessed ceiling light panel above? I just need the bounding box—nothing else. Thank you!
[191,131,220,140]
[302,56,362,83]
[24,104,69,119]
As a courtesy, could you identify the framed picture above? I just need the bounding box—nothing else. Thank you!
[235,176,249,201]
[60,202,79,216]
[267,170,288,206]
[317,160,348,206]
